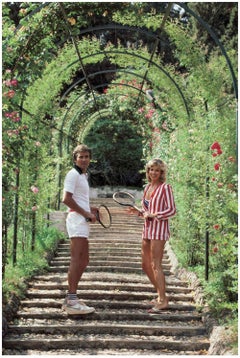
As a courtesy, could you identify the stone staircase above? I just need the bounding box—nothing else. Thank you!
[2,199,210,355]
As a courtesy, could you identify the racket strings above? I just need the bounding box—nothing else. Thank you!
[98,206,111,227]
[114,192,135,206]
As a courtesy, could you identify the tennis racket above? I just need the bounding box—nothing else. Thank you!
[113,191,142,213]
[87,204,112,228]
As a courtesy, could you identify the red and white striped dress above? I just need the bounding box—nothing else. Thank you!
[142,183,176,241]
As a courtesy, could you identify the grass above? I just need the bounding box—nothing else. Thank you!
[2,226,66,303]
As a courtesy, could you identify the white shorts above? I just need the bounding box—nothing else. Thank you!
[66,212,90,239]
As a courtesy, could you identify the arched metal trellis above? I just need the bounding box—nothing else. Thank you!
[4,2,237,282]
[54,3,237,283]
[58,52,190,116]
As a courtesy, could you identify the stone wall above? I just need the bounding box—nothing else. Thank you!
[90,186,143,200]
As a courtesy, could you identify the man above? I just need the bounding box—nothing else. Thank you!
[62,144,97,314]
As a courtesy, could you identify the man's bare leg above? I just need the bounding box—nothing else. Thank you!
[68,237,89,293]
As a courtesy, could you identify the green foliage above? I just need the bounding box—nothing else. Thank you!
[2,3,237,342]
[156,35,237,312]
[3,226,65,301]
[85,117,143,186]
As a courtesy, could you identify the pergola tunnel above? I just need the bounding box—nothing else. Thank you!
[2,2,237,314]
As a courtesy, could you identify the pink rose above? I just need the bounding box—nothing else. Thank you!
[4,90,15,98]
[31,186,39,194]
[228,156,235,162]
[11,79,18,87]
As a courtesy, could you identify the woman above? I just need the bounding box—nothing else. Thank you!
[141,158,176,312]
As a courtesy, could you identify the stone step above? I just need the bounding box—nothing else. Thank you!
[88,233,142,237]
[57,249,147,257]
[24,289,194,302]
[3,335,210,352]
[58,243,142,249]
[3,207,210,355]
[33,273,189,287]
[2,348,208,355]
[7,322,207,336]
[58,242,140,249]
[49,260,172,270]
[28,282,192,294]
[53,255,169,263]
[16,306,200,320]
[19,298,197,311]
[58,245,142,251]
[46,265,174,275]
[59,240,142,245]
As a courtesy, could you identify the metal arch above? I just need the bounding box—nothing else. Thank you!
[76,107,126,143]
[59,68,161,105]
[58,3,104,123]
[58,3,95,97]
[136,3,172,106]
[11,3,187,129]
[75,108,111,145]
[58,70,188,151]
[58,82,147,152]
[60,80,166,141]
[58,3,173,136]
[67,97,149,145]
[10,3,236,105]
[53,12,172,52]
[63,97,125,150]
[178,2,238,100]
[74,23,168,44]
[177,2,238,283]
[61,83,149,137]
[62,86,156,149]
[67,50,191,117]
[59,68,164,135]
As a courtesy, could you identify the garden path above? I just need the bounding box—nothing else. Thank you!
[3,199,210,355]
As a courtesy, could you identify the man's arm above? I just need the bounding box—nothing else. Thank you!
[62,191,96,222]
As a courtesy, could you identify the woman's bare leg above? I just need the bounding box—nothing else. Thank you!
[141,239,157,290]
[150,240,169,309]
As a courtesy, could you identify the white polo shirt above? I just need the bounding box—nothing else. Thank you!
[64,168,90,213]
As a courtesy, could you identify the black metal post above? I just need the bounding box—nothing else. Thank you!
[204,99,210,280]
[205,176,210,281]
[13,169,20,265]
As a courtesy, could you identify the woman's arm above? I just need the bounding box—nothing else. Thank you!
[145,184,176,220]
[155,184,176,219]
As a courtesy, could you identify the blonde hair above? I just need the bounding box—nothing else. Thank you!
[146,158,167,183]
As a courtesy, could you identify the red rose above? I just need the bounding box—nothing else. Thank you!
[211,142,221,151]
[214,163,221,171]
[211,142,222,156]
[213,224,220,230]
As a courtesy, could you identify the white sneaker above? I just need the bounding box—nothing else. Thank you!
[63,298,95,315]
